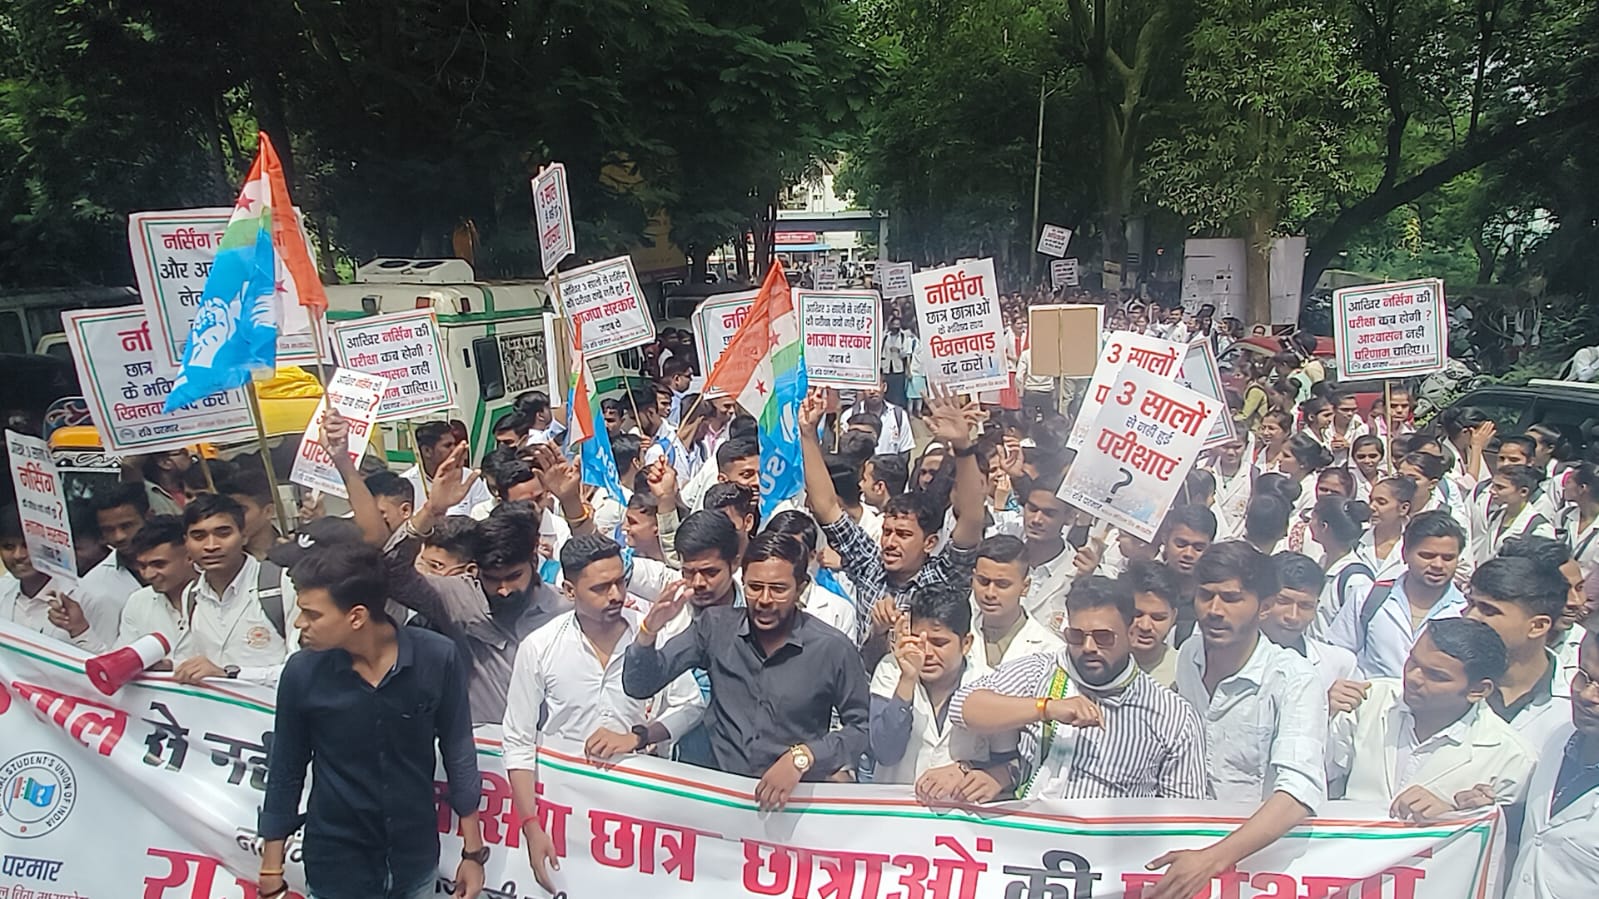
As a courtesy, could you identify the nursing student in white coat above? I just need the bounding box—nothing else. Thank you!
[1308,495,1377,639]
[1327,511,1467,679]
[1509,627,1599,898]
[1481,464,1559,564]
[1263,553,1359,693]
[967,535,1064,675]
[1464,552,1576,753]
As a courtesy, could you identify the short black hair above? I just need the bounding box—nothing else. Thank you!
[867,454,909,495]
[976,534,1027,569]
[1162,504,1218,541]
[1469,556,1568,622]
[661,355,692,378]
[1273,551,1327,595]
[837,430,878,465]
[1064,575,1136,626]
[1499,535,1574,571]
[674,510,741,564]
[290,543,392,623]
[883,492,941,537]
[907,580,973,637]
[1493,463,1545,494]
[1424,617,1507,684]
[846,413,883,439]
[825,455,862,506]
[559,534,624,582]
[1399,451,1447,482]
[763,509,820,554]
[610,433,643,473]
[514,390,551,417]
[93,482,151,517]
[493,410,530,435]
[1403,510,1466,554]
[1122,559,1180,606]
[183,492,245,530]
[704,483,757,521]
[0,504,21,541]
[477,505,537,569]
[414,421,454,450]
[627,491,659,515]
[69,501,100,541]
[128,515,186,558]
[729,415,758,441]
[741,531,810,586]
[365,471,414,505]
[716,437,759,470]
[1243,494,1292,544]
[421,516,482,562]
[1194,541,1279,600]
[217,468,273,506]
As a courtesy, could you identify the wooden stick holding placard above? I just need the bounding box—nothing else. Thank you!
[194,448,217,493]
[1383,380,1393,467]
[243,380,293,538]
[411,421,430,499]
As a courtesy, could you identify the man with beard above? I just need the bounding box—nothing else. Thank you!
[624,533,869,806]
[950,575,1206,800]
[1327,511,1467,678]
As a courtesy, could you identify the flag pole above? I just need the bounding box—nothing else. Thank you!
[243,378,293,538]
[194,447,218,493]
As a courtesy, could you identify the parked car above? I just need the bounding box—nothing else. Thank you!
[1444,379,1599,463]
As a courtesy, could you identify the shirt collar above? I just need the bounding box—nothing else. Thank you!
[736,609,807,654]
[193,555,257,607]
[332,626,416,683]
[1194,634,1275,686]
[1400,700,1478,747]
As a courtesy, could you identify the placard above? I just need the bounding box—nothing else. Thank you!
[128,208,320,369]
[1050,257,1080,289]
[911,259,1008,393]
[5,430,77,584]
[691,289,759,377]
[288,368,389,498]
[60,307,255,454]
[532,163,575,275]
[1334,278,1448,379]
[1037,224,1073,257]
[815,264,840,290]
[1060,363,1219,541]
[330,310,455,422]
[879,261,913,299]
[1028,304,1102,378]
[557,255,656,356]
[1176,338,1237,449]
[797,289,882,388]
[1067,331,1187,450]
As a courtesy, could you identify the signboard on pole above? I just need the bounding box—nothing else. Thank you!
[5,429,77,585]
[531,163,575,275]
[557,255,656,356]
[691,289,759,378]
[1028,304,1102,378]
[1068,331,1187,450]
[1177,338,1237,449]
[61,307,255,455]
[288,369,389,498]
[1049,257,1080,289]
[1059,363,1219,541]
[815,264,840,291]
[879,261,914,299]
[1333,278,1448,379]
[1037,224,1073,258]
[128,208,321,369]
[910,259,1007,394]
[797,290,882,388]
[330,310,454,422]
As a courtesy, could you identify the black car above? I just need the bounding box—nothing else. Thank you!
[1446,380,1599,462]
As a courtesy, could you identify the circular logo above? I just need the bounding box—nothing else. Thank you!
[244,625,273,649]
[0,752,77,838]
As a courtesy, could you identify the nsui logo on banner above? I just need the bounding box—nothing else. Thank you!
[0,752,77,838]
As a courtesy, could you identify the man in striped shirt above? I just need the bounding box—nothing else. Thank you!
[947,575,1208,800]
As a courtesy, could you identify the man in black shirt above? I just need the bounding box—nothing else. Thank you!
[259,544,486,899]
[624,531,870,810]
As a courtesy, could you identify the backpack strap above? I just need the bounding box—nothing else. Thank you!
[256,559,287,638]
[1357,579,1397,649]
[1334,562,1376,609]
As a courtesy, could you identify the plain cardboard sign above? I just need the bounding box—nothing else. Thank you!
[1028,304,1102,378]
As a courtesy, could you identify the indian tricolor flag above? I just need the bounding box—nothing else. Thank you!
[701,260,808,518]
[565,320,625,504]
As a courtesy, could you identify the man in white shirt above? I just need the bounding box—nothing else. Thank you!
[0,504,103,649]
[1328,618,1536,815]
[1464,553,1575,751]
[504,535,704,887]
[402,421,493,517]
[841,384,916,458]
[859,453,907,526]
[171,494,298,686]
[118,515,197,650]
[1156,541,1327,899]
[994,476,1085,629]
[77,482,155,642]
[1327,511,1468,678]
[515,390,567,446]
[1264,552,1359,691]
[967,535,1064,674]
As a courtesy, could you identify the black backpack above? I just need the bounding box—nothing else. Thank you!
[1355,578,1397,649]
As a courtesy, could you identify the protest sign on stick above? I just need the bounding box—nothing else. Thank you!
[288,369,389,498]
[1028,304,1102,378]
[911,259,1008,394]
[879,261,914,299]
[691,289,759,382]
[557,255,656,356]
[5,430,77,585]
[797,290,882,388]
[531,163,576,275]
[1068,331,1187,450]
[1036,224,1073,257]
[1049,257,1080,289]
[1060,363,1219,541]
[1176,338,1237,449]
[1333,278,1447,379]
[330,310,454,422]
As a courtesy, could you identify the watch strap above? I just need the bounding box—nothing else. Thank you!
[462,845,490,865]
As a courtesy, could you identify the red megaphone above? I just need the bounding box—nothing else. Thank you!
[85,633,171,696]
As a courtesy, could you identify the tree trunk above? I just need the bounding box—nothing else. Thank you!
[1246,208,1274,327]
[1470,231,1494,284]
[734,233,751,283]
[1100,109,1128,287]
[688,246,709,284]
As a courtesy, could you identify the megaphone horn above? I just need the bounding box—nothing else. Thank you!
[85,633,171,696]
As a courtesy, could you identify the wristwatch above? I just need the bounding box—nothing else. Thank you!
[461,845,490,865]
[631,724,651,751]
[224,665,241,679]
[789,744,813,772]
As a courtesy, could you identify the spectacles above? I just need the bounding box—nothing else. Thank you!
[1064,628,1118,647]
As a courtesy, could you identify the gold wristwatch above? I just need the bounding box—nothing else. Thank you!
[789,744,813,772]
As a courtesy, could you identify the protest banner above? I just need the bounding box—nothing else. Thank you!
[4,430,76,585]
[797,289,882,388]
[879,261,914,299]
[558,255,656,356]
[128,208,321,369]
[1067,330,1186,450]
[911,259,1008,394]
[330,310,454,422]
[61,307,256,455]
[287,368,389,498]
[1049,257,1080,289]
[1036,224,1073,257]
[1027,304,1102,378]
[1061,363,1220,540]
[1176,338,1237,449]
[531,163,575,275]
[0,619,1505,899]
[1334,278,1448,379]
[691,289,759,377]
[815,264,840,290]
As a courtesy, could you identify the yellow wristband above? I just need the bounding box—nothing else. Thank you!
[259,869,285,877]
[1035,696,1049,721]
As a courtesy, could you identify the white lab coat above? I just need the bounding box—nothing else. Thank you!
[1509,723,1599,898]
[966,611,1064,676]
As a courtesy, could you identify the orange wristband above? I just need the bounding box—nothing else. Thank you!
[1035,697,1049,721]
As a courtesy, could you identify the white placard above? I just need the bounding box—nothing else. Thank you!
[1333,278,1448,379]
[691,290,759,377]
[1176,338,1237,449]
[1050,257,1080,289]
[879,261,913,299]
[910,259,1007,393]
[127,208,320,369]
[330,310,455,422]
[815,264,840,290]
[558,255,656,356]
[5,430,77,585]
[797,290,882,388]
[1060,363,1220,541]
[1037,224,1073,257]
[1068,331,1187,450]
[288,368,389,498]
[532,163,575,275]
[60,307,255,455]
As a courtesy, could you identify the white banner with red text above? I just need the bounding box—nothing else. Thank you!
[0,621,1506,899]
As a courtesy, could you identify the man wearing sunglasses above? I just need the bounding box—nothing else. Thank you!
[949,575,1206,801]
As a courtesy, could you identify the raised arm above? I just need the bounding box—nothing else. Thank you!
[322,408,390,546]
[798,387,842,524]
[923,387,987,550]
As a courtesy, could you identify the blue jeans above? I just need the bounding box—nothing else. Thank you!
[311,868,436,899]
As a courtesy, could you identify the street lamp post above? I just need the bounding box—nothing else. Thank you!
[1028,74,1059,285]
